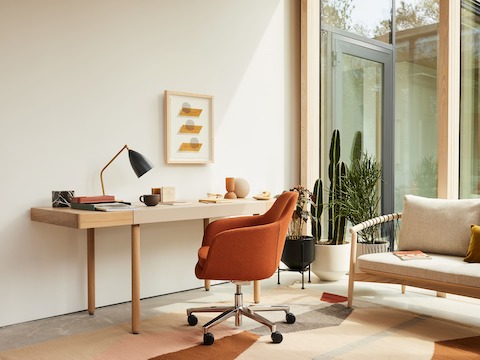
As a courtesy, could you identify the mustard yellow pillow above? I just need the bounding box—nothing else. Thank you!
[464,225,480,263]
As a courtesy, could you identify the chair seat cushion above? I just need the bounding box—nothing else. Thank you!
[358,252,480,288]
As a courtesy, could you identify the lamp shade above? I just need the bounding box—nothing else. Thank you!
[128,149,154,178]
[100,144,155,196]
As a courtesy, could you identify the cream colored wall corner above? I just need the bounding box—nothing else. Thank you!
[0,0,300,327]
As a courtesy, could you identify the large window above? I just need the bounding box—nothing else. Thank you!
[460,1,480,198]
[321,0,392,43]
[320,0,439,213]
[394,0,439,208]
[310,0,471,210]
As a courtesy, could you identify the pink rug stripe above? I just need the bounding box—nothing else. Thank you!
[149,331,259,360]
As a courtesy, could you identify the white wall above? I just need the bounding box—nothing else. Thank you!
[0,0,300,327]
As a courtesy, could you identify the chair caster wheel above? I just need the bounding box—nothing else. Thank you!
[271,331,283,343]
[286,312,296,324]
[187,314,198,326]
[203,332,214,345]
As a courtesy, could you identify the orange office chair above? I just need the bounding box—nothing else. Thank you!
[186,191,298,345]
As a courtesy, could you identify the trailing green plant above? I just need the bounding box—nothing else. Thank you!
[338,151,383,243]
[287,185,316,240]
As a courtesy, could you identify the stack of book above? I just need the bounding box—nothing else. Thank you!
[70,196,133,211]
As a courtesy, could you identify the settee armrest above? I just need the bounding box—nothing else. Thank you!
[348,212,402,307]
[349,212,402,260]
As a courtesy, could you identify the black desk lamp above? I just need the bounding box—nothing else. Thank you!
[100,144,154,196]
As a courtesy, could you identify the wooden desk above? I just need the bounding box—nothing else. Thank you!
[31,198,273,334]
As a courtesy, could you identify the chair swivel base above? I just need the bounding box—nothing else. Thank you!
[186,283,296,345]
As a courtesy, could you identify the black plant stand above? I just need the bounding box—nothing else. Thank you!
[277,264,311,289]
[278,237,315,289]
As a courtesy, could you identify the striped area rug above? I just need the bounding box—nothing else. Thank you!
[1,286,479,360]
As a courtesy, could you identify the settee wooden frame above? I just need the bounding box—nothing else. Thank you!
[347,212,480,307]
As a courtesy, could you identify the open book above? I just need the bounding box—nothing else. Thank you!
[94,203,133,211]
[198,198,233,204]
[393,250,431,260]
[70,202,133,211]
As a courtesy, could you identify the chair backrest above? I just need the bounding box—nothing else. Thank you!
[262,191,299,224]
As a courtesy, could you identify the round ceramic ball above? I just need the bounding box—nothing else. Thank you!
[234,178,250,198]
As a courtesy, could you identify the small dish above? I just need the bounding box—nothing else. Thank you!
[253,196,271,201]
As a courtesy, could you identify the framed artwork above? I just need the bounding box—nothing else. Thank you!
[164,90,214,164]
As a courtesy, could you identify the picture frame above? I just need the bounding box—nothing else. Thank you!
[164,90,214,164]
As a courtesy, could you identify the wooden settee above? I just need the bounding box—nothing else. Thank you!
[348,195,480,307]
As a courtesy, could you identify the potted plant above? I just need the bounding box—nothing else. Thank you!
[310,129,354,281]
[280,186,316,272]
[338,151,388,256]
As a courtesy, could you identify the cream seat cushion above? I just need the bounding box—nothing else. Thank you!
[398,195,480,256]
[357,252,480,288]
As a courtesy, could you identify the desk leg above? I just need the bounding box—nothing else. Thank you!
[254,280,260,303]
[252,214,261,304]
[203,219,211,291]
[87,229,95,315]
[132,224,141,334]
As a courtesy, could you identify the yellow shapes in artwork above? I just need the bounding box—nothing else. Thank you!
[179,124,203,134]
[179,142,203,152]
[179,107,202,117]
[177,103,204,153]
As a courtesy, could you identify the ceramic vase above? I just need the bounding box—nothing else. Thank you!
[233,177,250,198]
[224,177,237,199]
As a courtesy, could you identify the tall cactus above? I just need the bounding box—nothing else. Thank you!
[311,178,323,242]
[312,130,361,245]
[351,131,362,164]
[328,130,347,245]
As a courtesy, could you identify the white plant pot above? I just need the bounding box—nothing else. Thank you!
[311,243,351,281]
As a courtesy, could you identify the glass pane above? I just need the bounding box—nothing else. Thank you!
[460,3,480,198]
[321,0,392,43]
[339,53,383,163]
[320,29,328,187]
[321,29,328,154]
[395,0,439,31]
[394,0,439,209]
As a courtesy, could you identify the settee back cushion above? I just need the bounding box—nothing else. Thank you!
[398,195,480,256]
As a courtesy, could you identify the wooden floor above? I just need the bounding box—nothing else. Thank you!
[1,271,480,352]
